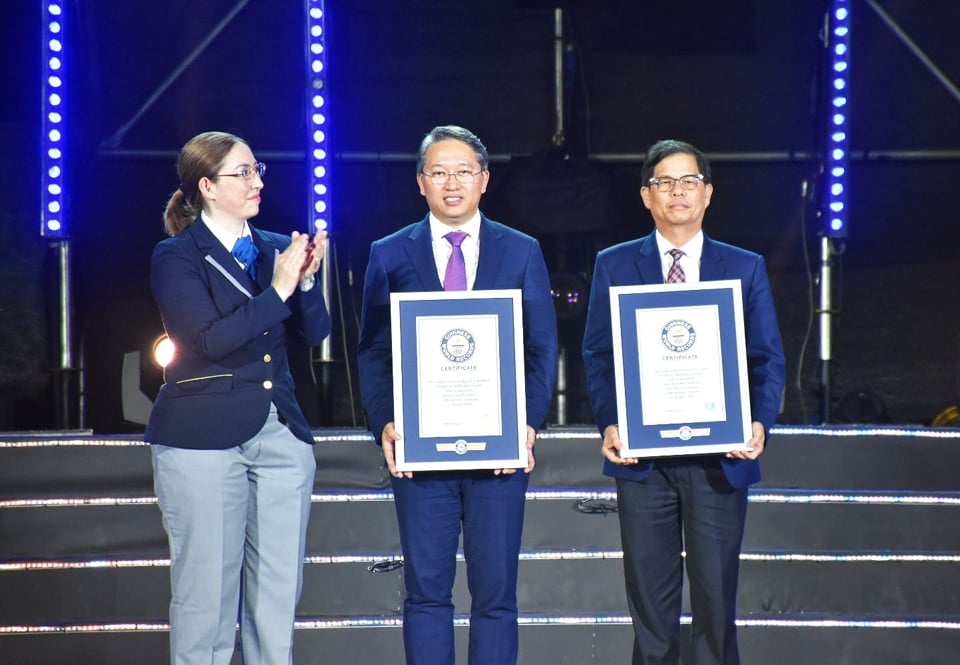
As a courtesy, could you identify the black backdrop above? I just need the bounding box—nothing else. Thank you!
[1,0,958,432]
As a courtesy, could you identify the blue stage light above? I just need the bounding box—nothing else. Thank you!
[824,0,850,238]
[305,1,330,234]
[41,2,67,237]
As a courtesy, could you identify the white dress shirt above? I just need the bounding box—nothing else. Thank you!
[655,229,704,284]
[429,212,481,290]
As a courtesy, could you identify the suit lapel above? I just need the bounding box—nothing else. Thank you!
[699,234,727,281]
[634,232,666,285]
[250,225,277,293]
[474,216,504,290]
[404,217,444,290]
[188,218,258,297]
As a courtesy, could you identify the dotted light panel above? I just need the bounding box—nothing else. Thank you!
[305,0,330,233]
[41,1,67,237]
[825,0,850,237]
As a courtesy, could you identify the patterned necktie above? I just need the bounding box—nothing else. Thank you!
[232,235,259,280]
[443,231,468,291]
[666,248,685,284]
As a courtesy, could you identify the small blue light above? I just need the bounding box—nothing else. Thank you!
[835,43,847,55]
[831,183,843,195]
[833,61,847,72]
[49,39,62,52]
[836,8,848,20]
[47,220,62,232]
[833,78,846,90]
[831,219,844,231]
[831,167,845,177]
[835,27,848,37]
[49,93,61,106]
[832,148,844,160]
[831,132,846,142]
[315,201,327,213]
[314,165,326,178]
[830,202,844,212]
[832,96,847,108]
[311,25,321,37]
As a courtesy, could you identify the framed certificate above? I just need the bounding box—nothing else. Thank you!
[610,280,752,458]
[390,290,527,471]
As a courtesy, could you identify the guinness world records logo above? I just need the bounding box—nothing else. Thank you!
[441,328,476,362]
[661,319,696,353]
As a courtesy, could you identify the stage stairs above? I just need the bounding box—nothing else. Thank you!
[1,426,959,664]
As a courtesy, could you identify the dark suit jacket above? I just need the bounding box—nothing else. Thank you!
[357,214,558,441]
[145,219,331,449]
[582,230,785,489]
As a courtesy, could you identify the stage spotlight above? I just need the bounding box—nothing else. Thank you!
[550,272,588,319]
[121,334,170,426]
[152,335,175,368]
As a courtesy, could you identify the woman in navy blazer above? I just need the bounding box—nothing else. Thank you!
[145,131,330,665]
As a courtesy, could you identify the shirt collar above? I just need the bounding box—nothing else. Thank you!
[655,229,703,260]
[429,211,482,243]
[201,212,250,252]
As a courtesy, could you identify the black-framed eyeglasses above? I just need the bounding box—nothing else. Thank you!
[647,173,703,192]
[420,169,484,185]
[214,161,266,181]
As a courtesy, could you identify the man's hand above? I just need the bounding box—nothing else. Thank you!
[381,422,412,479]
[495,425,537,475]
[601,424,638,465]
[726,421,766,460]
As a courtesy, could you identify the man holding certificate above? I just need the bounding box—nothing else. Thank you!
[582,140,785,665]
[358,125,558,665]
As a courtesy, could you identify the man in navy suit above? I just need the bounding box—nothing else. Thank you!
[582,140,785,665]
[358,125,558,665]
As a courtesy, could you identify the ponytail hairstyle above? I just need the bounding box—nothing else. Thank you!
[162,131,247,236]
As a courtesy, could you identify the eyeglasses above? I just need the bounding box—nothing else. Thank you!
[420,169,484,185]
[214,161,266,181]
[647,173,704,192]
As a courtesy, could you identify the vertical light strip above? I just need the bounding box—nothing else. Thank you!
[825,0,850,237]
[305,0,330,233]
[41,1,67,237]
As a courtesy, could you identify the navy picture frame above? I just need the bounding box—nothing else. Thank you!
[390,290,526,471]
[611,280,752,457]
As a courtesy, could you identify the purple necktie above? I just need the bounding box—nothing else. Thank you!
[443,231,468,291]
[666,248,685,284]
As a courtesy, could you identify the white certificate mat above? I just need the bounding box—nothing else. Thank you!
[391,290,526,471]
[415,315,503,439]
[611,280,752,458]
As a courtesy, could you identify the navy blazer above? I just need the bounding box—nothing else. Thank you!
[145,219,331,449]
[582,231,785,489]
[357,214,559,442]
